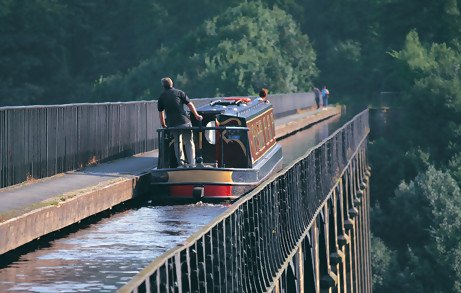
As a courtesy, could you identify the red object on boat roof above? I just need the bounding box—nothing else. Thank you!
[224,97,252,103]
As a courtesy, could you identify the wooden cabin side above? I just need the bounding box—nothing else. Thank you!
[195,99,278,168]
[245,108,277,164]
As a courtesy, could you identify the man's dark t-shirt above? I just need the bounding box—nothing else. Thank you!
[314,88,320,99]
[158,88,191,126]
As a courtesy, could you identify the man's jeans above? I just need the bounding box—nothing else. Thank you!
[173,127,195,166]
[322,96,328,107]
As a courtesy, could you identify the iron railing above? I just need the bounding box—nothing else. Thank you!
[119,108,369,293]
[0,94,315,188]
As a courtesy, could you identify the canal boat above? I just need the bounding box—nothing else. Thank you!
[150,97,283,199]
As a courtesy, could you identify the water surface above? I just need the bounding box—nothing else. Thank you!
[0,204,226,292]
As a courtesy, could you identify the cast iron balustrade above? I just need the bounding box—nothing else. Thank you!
[119,109,371,293]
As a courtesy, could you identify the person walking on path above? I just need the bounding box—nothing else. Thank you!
[313,87,321,109]
[158,77,203,167]
[321,85,330,109]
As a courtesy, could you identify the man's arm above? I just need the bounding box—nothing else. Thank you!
[187,102,203,121]
[159,111,167,128]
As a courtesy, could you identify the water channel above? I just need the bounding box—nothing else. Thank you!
[0,109,354,292]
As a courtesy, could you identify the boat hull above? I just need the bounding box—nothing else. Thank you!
[150,145,282,199]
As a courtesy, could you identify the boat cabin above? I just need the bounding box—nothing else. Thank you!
[152,97,282,199]
[157,97,277,169]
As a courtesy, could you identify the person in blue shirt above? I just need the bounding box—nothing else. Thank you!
[321,86,330,109]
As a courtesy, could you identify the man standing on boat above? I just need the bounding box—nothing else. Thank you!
[158,77,203,167]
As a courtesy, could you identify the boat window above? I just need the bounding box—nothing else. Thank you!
[255,121,262,150]
[270,112,275,138]
[205,121,216,144]
[263,116,269,144]
[268,115,273,142]
[259,120,265,148]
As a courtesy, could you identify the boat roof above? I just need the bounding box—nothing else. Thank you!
[197,97,272,120]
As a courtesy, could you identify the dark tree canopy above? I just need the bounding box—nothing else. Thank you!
[93,2,317,100]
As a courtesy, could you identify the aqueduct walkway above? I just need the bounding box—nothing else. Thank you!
[0,93,370,292]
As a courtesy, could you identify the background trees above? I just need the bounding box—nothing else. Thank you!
[0,0,67,105]
[369,30,461,292]
[93,2,317,100]
[2,0,460,106]
[372,167,461,292]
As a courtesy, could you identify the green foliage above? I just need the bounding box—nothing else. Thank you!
[373,166,461,292]
[0,0,67,105]
[94,2,317,100]
[369,132,431,211]
[371,234,395,288]
[370,28,461,291]
[298,0,378,95]
[0,0,208,105]
[449,153,461,185]
[390,31,461,162]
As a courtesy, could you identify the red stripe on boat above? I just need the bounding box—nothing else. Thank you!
[170,185,232,197]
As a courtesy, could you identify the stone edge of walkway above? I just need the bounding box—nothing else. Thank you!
[275,106,341,139]
[0,177,135,255]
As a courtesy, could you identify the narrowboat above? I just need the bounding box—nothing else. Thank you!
[150,97,283,199]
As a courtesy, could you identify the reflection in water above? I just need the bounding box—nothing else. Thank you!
[0,112,349,292]
[280,114,340,165]
[0,204,227,292]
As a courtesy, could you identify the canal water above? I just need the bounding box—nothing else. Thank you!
[0,204,226,292]
[0,110,350,292]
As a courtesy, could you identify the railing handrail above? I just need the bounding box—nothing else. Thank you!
[157,126,249,132]
[280,107,368,175]
[1,93,316,188]
[0,98,217,111]
[0,92,314,111]
[0,100,156,111]
[118,108,369,292]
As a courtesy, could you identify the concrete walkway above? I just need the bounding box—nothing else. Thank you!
[0,151,158,214]
[0,106,340,254]
[275,107,337,138]
[275,108,324,127]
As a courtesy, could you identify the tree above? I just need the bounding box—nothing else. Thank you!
[371,234,395,290]
[373,166,461,292]
[0,0,67,105]
[93,2,318,100]
[390,31,461,163]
